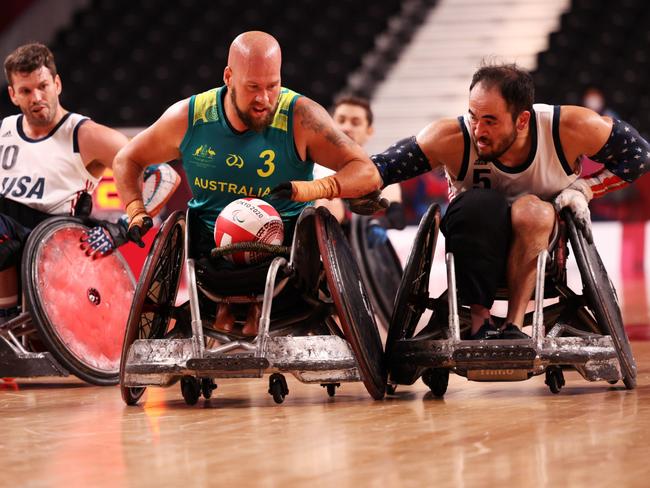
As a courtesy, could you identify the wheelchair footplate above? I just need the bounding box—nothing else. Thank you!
[390,333,621,385]
[1,313,70,378]
[386,223,634,396]
[120,207,387,406]
[122,335,361,387]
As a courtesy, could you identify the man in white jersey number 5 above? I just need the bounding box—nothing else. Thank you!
[369,62,650,340]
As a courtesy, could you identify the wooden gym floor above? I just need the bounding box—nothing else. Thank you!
[1,340,649,488]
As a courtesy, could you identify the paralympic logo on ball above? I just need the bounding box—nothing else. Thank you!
[214,198,285,265]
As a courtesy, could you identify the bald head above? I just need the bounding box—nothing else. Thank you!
[227,31,281,72]
[223,31,282,132]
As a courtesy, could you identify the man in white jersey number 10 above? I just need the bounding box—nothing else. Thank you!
[1,43,178,323]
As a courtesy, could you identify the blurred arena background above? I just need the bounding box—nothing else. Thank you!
[1,0,650,323]
[3,0,650,224]
[3,3,650,487]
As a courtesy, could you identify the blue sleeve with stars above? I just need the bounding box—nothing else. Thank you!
[370,136,431,187]
[590,119,650,183]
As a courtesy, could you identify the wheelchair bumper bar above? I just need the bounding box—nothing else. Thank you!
[122,335,362,387]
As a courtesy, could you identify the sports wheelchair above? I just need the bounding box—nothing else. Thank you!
[0,216,135,385]
[119,206,386,406]
[385,203,637,396]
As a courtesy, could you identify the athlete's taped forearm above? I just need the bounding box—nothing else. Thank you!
[291,175,341,201]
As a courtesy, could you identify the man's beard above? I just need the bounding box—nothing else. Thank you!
[25,100,56,127]
[477,127,517,161]
[230,87,278,132]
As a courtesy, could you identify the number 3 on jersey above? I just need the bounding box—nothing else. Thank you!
[257,149,276,177]
[472,168,491,189]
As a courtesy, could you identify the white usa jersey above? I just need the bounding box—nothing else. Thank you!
[0,112,100,215]
[446,103,580,203]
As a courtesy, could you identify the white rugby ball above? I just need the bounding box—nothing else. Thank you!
[214,198,284,265]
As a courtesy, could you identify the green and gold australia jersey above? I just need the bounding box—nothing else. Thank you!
[179,86,314,231]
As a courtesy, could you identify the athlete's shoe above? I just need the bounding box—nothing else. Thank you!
[500,323,531,340]
[469,320,500,340]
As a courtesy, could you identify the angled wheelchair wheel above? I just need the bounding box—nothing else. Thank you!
[315,208,386,399]
[565,211,637,389]
[385,204,441,360]
[349,214,403,331]
[120,211,186,405]
[290,207,322,295]
[22,217,135,386]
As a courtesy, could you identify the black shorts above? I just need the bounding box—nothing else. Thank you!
[441,189,511,309]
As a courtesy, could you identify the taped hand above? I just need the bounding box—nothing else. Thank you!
[555,188,593,243]
[127,214,153,248]
[125,200,153,248]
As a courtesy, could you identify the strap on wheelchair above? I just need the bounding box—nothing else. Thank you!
[210,242,290,259]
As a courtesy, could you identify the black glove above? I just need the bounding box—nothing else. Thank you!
[73,191,93,217]
[127,216,153,248]
[80,216,153,257]
[345,190,389,215]
[384,202,407,230]
[270,182,294,200]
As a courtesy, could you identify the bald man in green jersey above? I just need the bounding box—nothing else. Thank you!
[113,31,382,335]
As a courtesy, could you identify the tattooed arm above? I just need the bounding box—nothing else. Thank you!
[288,96,381,200]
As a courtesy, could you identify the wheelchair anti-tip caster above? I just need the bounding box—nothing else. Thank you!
[269,373,289,404]
[181,376,201,405]
[545,367,565,394]
[422,368,449,398]
[321,383,340,397]
[201,378,217,399]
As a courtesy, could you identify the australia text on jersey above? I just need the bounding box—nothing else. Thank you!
[193,177,271,198]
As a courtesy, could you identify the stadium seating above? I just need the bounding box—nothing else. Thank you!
[533,0,650,138]
[1,0,404,125]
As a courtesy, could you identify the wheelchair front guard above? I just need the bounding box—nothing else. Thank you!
[119,206,386,406]
[0,216,135,385]
[385,203,637,396]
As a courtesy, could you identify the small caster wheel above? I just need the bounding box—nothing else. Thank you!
[386,383,397,395]
[545,367,565,394]
[422,368,449,398]
[181,376,201,405]
[269,373,289,404]
[321,383,340,397]
[201,378,217,399]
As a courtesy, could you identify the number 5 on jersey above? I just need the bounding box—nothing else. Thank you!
[473,168,491,189]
